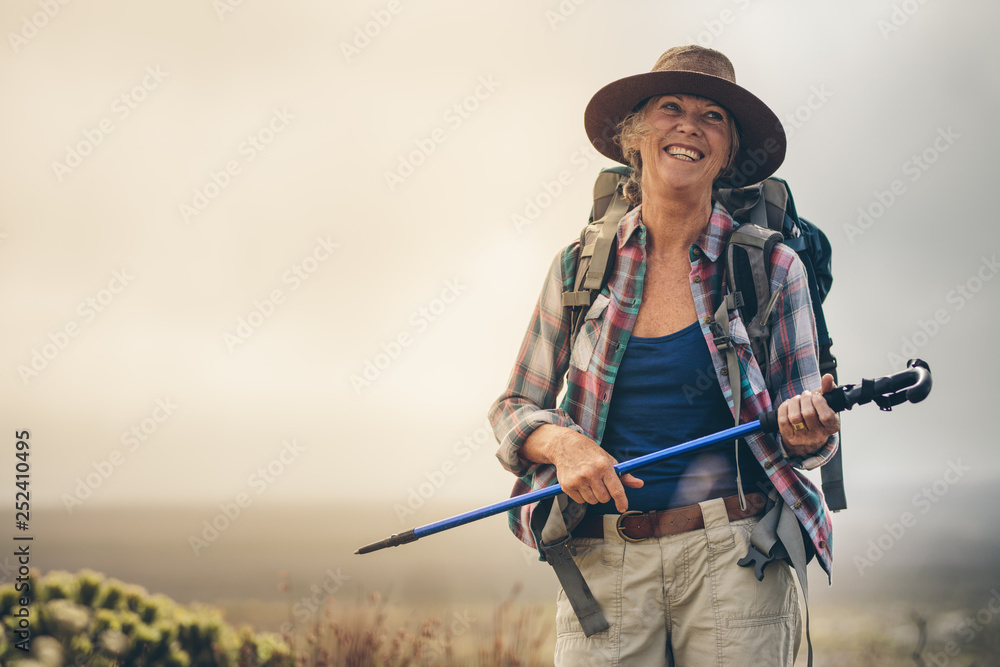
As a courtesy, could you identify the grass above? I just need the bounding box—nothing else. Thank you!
[277,579,552,666]
[1,570,553,667]
[7,569,1000,666]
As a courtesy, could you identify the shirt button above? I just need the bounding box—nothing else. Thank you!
[720,367,728,376]
[703,316,712,325]
[692,276,701,283]
[763,461,773,470]
[793,500,803,509]
[692,247,701,256]
[818,540,827,550]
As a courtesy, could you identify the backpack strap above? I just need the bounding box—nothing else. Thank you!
[542,168,634,637]
[531,494,609,636]
[717,186,820,664]
[737,491,816,667]
[562,170,630,348]
[710,292,750,512]
[727,223,784,371]
[819,349,847,512]
[713,210,782,514]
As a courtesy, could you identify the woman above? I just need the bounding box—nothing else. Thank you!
[489,46,840,665]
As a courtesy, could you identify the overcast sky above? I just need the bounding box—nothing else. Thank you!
[2,0,998,549]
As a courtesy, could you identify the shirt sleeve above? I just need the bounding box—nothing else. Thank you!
[765,249,840,470]
[488,244,585,477]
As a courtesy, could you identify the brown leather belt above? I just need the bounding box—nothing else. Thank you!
[574,493,766,543]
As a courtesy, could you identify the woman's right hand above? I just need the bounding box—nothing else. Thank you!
[522,425,643,512]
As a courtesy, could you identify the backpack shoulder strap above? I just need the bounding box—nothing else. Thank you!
[724,179,848,512]
[726,222,784,370]
[562,169,631,346]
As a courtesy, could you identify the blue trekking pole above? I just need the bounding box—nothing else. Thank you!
[356,359,932,555]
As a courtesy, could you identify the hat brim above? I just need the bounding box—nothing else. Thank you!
[584,70,786,187]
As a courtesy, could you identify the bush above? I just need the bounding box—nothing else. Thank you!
[0,570,292,667]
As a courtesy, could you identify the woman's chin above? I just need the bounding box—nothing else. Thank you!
[646,169,714,197]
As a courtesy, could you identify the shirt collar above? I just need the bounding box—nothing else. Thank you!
[617,200,734,261]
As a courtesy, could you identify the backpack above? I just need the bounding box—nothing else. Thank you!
[560,166,846,511]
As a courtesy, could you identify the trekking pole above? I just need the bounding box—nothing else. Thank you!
[355,359,932,555]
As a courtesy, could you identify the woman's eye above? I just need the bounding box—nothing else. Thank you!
[705,111,725,122]
[661,102,680,112]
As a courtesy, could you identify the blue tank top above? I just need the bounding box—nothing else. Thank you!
[593,320,766,514]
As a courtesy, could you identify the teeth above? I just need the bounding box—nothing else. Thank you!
[666,146,703,161]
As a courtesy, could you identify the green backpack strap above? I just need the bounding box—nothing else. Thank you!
[562,169,631,348]
[545,167,633,637]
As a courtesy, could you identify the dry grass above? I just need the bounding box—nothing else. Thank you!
[279,580,552,667]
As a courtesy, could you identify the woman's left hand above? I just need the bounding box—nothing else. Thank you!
[778,373,841,458]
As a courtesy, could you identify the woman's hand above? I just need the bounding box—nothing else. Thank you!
[777,373,841,458]
[522,425,643,512]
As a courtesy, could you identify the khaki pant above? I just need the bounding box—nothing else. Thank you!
[554,498,802,666]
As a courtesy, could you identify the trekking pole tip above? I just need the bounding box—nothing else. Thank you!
[355,529,418,555]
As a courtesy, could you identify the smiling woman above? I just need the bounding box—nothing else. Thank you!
[616,93,742,207]
[488,45,841,666]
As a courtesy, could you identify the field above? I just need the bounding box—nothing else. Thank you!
[10,502,1000,666]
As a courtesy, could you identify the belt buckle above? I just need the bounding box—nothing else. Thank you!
[615,510,648,543]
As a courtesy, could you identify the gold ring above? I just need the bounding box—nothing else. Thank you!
[792,421,806,432]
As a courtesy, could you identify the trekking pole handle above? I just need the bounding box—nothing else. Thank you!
[759,359,932,434]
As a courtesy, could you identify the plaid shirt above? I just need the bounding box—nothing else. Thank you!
[489,202,837,575]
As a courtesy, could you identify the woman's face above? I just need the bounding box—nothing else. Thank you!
[633,94,733,197]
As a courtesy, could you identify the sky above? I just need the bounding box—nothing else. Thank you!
[1,0,998,563]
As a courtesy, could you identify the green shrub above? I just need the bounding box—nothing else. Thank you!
[76,569,104,607]
[0,570,292,667]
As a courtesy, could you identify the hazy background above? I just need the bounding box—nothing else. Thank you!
[1,0,999,646]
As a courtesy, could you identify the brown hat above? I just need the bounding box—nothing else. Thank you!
[584,45,786,186]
